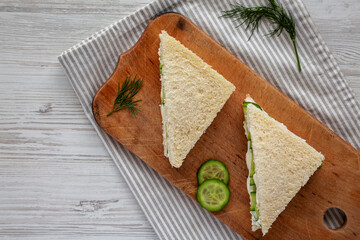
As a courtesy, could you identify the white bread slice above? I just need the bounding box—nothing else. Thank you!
[159,30,235,168]
[244,95,324,235]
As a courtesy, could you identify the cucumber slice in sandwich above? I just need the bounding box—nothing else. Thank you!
[249,176,255,186]
[243,94,325,235]
[250,191,257,211]
[158,30,235,168]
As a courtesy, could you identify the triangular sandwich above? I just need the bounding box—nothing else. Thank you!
[158,30,235,168]
[243,95,324,235]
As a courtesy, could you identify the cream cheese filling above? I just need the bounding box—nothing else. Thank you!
[244,119,261,230]
[159,54,169,157]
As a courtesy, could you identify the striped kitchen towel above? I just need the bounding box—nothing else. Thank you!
[58,0,360,239]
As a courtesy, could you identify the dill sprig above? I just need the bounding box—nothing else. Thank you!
[107,75,143,117]
[221,0,302,72]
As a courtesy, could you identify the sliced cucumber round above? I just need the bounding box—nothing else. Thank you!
[197,159,230,185]
[197,179,230,212]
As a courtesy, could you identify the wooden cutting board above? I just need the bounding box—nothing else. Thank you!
[92,13,360,240]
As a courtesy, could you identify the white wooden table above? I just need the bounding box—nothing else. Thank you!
[0,0,359,239]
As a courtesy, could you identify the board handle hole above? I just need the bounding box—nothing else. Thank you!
[323,208,347,230]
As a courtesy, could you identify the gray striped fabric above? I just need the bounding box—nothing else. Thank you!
[58,0,360,239]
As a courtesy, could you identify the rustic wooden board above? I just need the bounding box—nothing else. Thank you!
[92,13,360,240]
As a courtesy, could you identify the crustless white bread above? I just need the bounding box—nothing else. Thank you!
[159,30,235,168]
[243,95,325,235]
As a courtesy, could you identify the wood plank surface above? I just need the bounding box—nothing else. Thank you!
[93,13,360,240]
[0,0,359,239]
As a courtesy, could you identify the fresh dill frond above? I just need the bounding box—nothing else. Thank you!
[221,0,302,72]
[107,75,143,117]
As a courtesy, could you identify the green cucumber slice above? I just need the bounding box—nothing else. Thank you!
[242,102,262,116]
[159,63,163,75]
[161,86,165,105]
[243,101,262,221]
[249,185,256,192]
[249,156,255,177]
[250,192,257,211]
[197,179,230,212]
[255,207,260,220]
[249,176,255,186]
[197,159,230,185]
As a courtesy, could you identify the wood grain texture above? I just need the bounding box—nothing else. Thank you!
[93,13,360,240]
[0,0,359,239]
